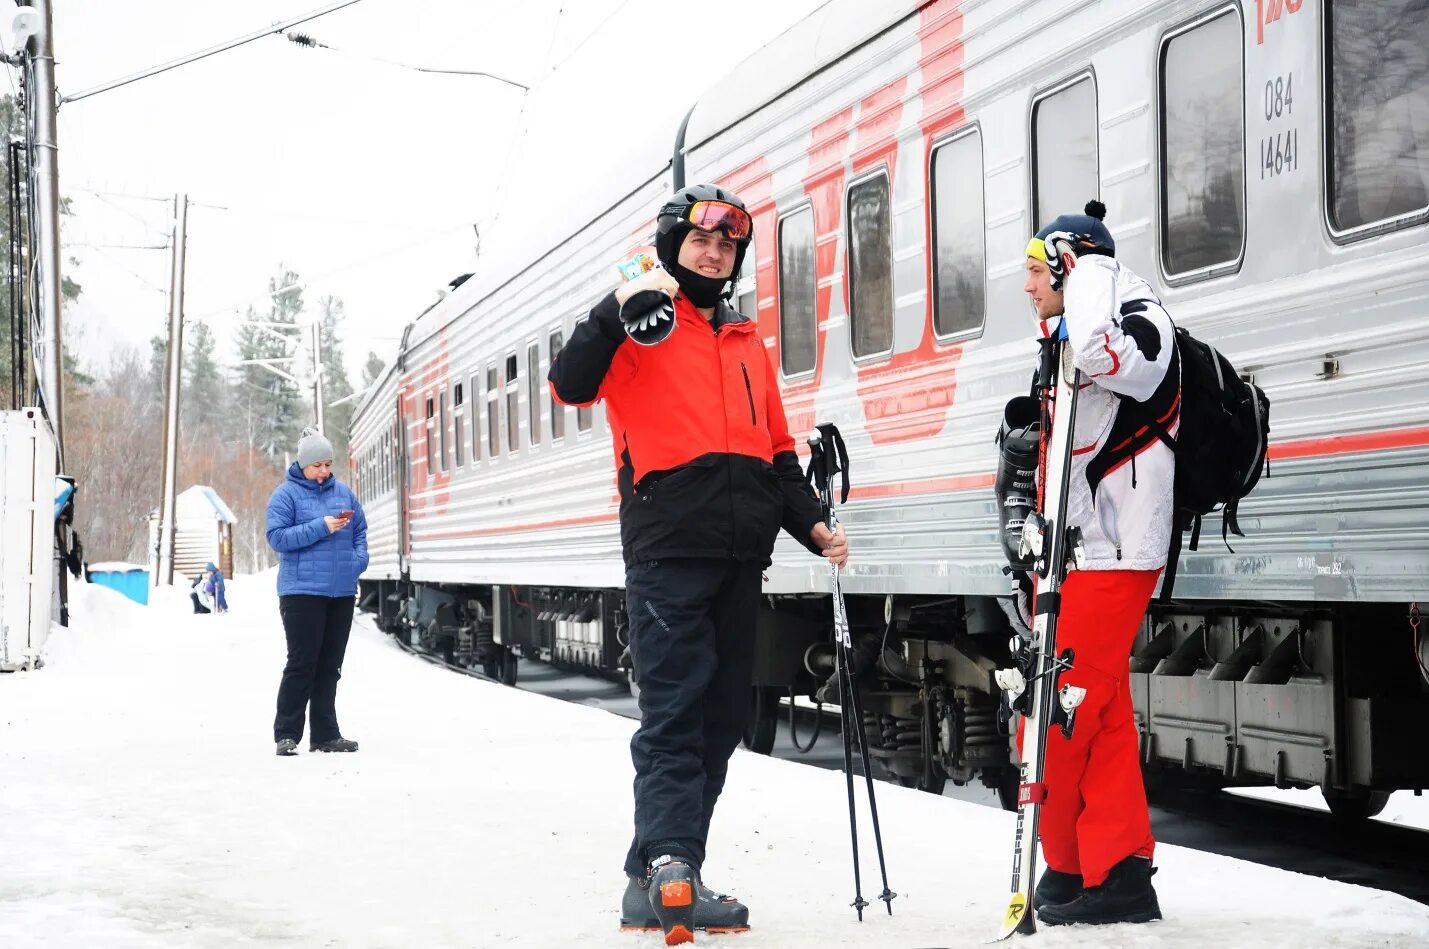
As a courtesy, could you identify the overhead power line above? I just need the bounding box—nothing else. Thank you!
[282,31,529,91]
[58,0,367,106]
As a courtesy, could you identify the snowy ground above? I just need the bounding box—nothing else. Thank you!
[3,576,1427,948]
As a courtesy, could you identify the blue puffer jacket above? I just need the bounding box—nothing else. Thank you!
[266,463,369,598]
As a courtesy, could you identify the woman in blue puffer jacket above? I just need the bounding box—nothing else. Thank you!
[266,427,368,757]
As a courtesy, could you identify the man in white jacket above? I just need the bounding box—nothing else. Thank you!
[1018,200,1177,926]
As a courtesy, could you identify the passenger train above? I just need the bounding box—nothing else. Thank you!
[350,0,1429,815]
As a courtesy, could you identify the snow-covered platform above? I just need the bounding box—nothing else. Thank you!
[3,577,1426,948]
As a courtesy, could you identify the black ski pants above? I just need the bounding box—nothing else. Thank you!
[274,594,354,745]
[622,557,762,878]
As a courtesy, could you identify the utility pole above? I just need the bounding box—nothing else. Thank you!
[310,317,325,432]
[22,0,64,456]
[155,194,188,587]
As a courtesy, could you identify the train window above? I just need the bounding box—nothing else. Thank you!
[931,128,987,338]
[1160,10,1245,278]
[438,386,449,473]
[505,353,519,454]
[470,373,481,463]
[453,383,465,468]
[527,343,542,447]
[777,207,816,376]
[486,365,500,457]
[735,236,757,318]
[575,318,593,432]
[1327,0,1429,236]
[548,330,566,440]
[424,396,435,480]
[847,172,894,359]
[1032,75,1099,230]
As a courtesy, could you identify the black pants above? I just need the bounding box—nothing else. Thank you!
[274,594,355,745]
[622,557,762,878]
[191,592,211,614]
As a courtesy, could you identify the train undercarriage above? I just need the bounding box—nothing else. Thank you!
[358,577,1429,819]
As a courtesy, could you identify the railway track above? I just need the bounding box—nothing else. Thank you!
[381,622,1429,906]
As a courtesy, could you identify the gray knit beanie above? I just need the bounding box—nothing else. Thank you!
[296,427,335,468]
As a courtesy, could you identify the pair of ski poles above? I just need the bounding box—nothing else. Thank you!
[807,422,896,921]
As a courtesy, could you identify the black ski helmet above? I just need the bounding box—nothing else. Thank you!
[655,183,752,283]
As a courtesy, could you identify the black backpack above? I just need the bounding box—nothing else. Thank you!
[1162,326,1270,599]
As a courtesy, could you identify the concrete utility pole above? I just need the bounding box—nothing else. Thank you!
[22,0,64,455]
[310,318,325,433]
[155,194,188,587]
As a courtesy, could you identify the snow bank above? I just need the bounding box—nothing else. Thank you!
[2,575,1425,947]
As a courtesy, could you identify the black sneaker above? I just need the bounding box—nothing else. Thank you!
[1032,867,1082,911]
[620,873,750,934]
[275,739,298,756]
[646,856,697,946]
[311,738,359,753]
[1038,855,1161,926]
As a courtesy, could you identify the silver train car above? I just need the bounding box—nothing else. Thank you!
[350,0,1429,813]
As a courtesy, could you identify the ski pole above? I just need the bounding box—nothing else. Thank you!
[808,423,896,920]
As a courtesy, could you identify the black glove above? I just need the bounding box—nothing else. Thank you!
[620,290,676,345]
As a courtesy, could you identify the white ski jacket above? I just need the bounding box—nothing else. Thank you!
[1038,255,1179,572]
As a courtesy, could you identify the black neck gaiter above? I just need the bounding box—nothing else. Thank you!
[668,261,729,308]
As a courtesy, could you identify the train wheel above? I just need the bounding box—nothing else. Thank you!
[1323,787,1391,820]
[742,686,780,755]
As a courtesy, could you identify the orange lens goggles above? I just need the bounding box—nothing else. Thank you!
[680,200,753,241]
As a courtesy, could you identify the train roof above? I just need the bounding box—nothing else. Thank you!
[682,0,922,152]
[400,0,922,352]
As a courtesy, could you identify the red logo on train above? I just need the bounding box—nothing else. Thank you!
[1256,0,1303,45]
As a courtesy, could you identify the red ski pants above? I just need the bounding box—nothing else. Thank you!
[1018,569,1158,886]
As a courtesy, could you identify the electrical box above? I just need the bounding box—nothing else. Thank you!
[1,408,57,671]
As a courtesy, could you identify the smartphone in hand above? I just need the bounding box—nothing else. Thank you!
[337,509,354,519]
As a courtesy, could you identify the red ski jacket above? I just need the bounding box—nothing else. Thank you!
[549,292,823,567]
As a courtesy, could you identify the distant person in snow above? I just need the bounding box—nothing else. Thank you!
[265,428,368,757]
[189,562,228,614]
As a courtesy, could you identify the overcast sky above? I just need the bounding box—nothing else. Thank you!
[30,0,825,385]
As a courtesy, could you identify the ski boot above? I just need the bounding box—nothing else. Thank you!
[275,738,298,756]
[311,738,359,753]
[644,855,698,945]
[620,872,750,936]
[1038,855,1161,925]
[995,396,1040,571]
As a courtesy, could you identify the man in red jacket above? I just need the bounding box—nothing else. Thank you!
[549,183,847,944]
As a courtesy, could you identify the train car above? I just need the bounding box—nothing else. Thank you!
[349,342,408,640]
[351,0,1429,814]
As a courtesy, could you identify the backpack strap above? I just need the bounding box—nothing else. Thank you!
[1160,511,1194,600]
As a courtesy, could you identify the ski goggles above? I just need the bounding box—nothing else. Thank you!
[662,200,753,240]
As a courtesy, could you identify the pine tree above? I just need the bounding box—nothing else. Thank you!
[234,267,305,459]
[362,350,386,387]
[182,319,224,439]
[317,295,355,476]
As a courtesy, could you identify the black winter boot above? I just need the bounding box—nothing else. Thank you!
[1037,855,1161,926]
[646,856,698,946]
[311,738,359,753]
[1032,867,1082,912]
[620,873,750,934]
[995,396,1040,570]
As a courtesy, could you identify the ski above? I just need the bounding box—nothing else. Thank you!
[994,316,1088,940]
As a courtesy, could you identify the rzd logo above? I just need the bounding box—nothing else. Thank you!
[1257,0,1303,45]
